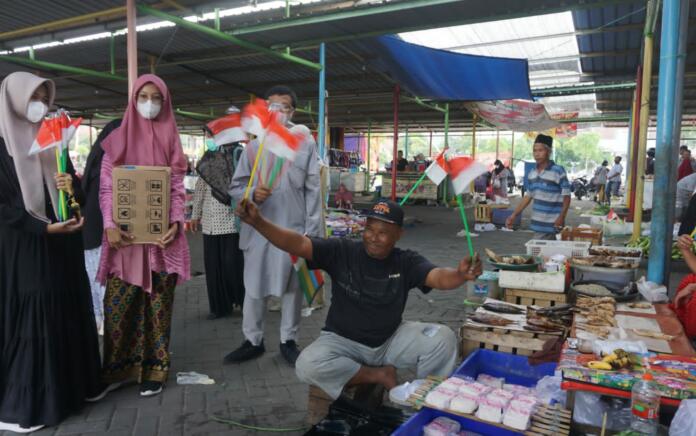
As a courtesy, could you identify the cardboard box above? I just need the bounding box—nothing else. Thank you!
[112,165,171,244]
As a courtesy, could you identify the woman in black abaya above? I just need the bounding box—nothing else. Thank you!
[0,72,101,433]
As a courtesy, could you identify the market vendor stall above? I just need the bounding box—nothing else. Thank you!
[378,171,440,203]
[561,301,696,410]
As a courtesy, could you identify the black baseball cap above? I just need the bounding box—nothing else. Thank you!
[362,200,404,226]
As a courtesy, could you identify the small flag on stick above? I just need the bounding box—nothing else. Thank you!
[290,255,324,305]
[206,113,247,146]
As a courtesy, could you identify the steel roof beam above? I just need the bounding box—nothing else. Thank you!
[263,0,644,50]
[0,55,127,82]
[137,4,322,71]
[533,81,637,96]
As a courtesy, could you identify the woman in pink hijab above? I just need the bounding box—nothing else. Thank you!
[96,75,190,398]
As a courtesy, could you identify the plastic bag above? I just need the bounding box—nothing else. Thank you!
[593,339,648,356]
[535,375,566,407]
[637,277,669,303]
[572,392,608,426]
[176,371,215,385]
[670,399,696,436]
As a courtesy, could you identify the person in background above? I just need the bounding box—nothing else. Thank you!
[97,74,191,398]
[334,183,353,209]
[606,156,623,204]
[190,126,245,320]
[670,233,696,340]
[228,85,322,366]
[491,159,508,201]
[82,118,122,334]
[505,134,570,240]
[679,146,695,181]
[646,147,655,176]
[0,72,101,433]
[396,150,409,172]
[413,153,427,172]
[593,160,609,204]
[235,199,481,399]
[676,173,696,222]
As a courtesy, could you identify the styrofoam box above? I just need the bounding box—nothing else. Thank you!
[339,172,366,192]
[526,239,591,258]
[499,269,566,293]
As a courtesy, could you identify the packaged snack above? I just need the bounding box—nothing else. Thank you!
[423,416,461,436]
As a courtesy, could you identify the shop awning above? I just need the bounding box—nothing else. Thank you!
[370,35,533,101]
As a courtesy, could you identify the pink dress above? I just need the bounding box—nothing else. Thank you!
[96,155,191,292]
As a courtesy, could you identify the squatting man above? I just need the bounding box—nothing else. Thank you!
[235,199,482,398]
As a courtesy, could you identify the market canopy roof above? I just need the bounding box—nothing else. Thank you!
[369,36,532,102]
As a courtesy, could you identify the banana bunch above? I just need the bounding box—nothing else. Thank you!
[627,236,650,256]
[672,243,684,260]
[587,349,632,371]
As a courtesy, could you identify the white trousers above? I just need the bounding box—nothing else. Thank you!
[84,247,105,331]
[242,288,303,346]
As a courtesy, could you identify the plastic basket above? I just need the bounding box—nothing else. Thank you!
[392,350,557,436]
[525,239,590,258]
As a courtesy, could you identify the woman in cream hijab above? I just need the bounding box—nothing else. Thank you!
[0,72,101,433]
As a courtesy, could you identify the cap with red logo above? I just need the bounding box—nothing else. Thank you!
[362,200,404,227]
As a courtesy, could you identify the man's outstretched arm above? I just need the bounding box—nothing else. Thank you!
[236,200,314,261]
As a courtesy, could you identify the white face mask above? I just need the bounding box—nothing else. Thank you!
[137,100,161,120]
[26,101,48,123]
[268,102,291,125]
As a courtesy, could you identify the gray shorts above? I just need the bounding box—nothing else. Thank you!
[295,321,458,399]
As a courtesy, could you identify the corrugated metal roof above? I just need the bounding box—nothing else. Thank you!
[1,0,674,130]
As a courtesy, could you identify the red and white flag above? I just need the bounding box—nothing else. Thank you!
[607,208,620,222]
[241,99,272,140]
[447,155,488,195]
[424,150,449,185]
[264,119,302,161]
[207,113,247,146]
[29,112,81,155]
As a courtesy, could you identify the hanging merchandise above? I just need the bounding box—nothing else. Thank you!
[329,148,363,169]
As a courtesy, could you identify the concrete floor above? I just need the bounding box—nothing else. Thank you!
[2,196,686,435]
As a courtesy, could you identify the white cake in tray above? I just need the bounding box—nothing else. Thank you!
[477,373,504,389]
[475,396,505,423]
[503,383,534,396]
[503,397,537,431]
[449,393,479,414]
[423,416,461,436]
[437,377,468,392]
[425,388,458,409]
[458,381,490,397]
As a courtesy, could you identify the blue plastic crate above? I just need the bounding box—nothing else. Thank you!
[452,349,556,387]
[392,407,521,436]
[392,350,557,436]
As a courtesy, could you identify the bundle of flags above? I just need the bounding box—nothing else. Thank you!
[424,150,488,194]
[240,99,304,162]
[206,112,247,146]
[29,110,82,155]
[290,255,324,305]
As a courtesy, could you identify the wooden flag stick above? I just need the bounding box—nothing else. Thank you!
[456,194,475,257]
[399,172,427,206]
[242,141,266,202]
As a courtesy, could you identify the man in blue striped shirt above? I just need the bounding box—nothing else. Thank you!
[506,134,571,240]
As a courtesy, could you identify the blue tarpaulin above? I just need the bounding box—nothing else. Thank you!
[370,35,532,101]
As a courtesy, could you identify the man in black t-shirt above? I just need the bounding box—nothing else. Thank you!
[396,150,409,171]
[235,199,482,399]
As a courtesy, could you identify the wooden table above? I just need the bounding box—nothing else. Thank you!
[562,303,696,409]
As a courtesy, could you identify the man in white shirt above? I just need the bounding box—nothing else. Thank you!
[676,173,696,221]
[606,156,623,204]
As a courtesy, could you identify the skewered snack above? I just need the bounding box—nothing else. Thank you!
[482,302,525,314]
[631,329,675,341]
[469,313,515,327]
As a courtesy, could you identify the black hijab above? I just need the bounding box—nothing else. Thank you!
[82,118,122,249]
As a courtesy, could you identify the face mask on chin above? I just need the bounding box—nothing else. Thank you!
[205,138,219,152]
[26,101,48,123]
[137,100,161,120]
